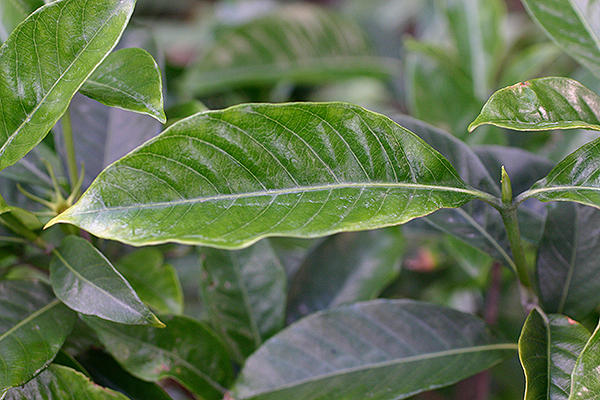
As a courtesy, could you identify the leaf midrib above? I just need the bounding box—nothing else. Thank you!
[64,181,485,216]
[238,343,517,397]
[0,1,129,158]
[0,299,61,342]
[52,248,152,324]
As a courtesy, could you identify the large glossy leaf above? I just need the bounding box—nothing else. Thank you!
[178,4,397,97]
[445,0,506,99]
[55,28,164,188]
[518,308,590,400]
[520,0,600,78]
[231,299,516,400]
[50,235,163,327]
[79,47,166,122]
[469,77,600,132]
[49,102,486,249]
[0,0,44,43]
[287,227,404,322]
[537,202,600,320]
[83,314,233,400]
[0,0,136,171]
[571,319,600,399]
[117,248,184,315]
[0,280,76,392]
[520,135,600,208]
[4,364,130,400]
[200,239,287,362]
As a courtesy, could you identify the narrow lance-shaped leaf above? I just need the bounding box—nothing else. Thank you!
[231,299,516,400]
[83,315,234,400]
[50,235,163,327]
[0,0,136,171]
[49,102,488,249]
[0,280,76,392]
[570,318,600,399]
[4,364,130,400]
[469,77,600,132]
[179,4,398,98]
[200,239,287,362]
[79,47,166,123]
[518,308,590,400]
[536,202,600,320]
[520,0,600,79]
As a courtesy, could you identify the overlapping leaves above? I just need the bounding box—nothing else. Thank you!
[50,102,488,248]
[0,0,136,171]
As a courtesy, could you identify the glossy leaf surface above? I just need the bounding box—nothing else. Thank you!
[200,239,287,362]
[522,136,600,208]
[50,235,163,326]
[287,227,404,322]
[519,308,590,400]
[469,77,600,132]
[231,299,516,400]
[117,248,184,315]
[571,320,600,399]
[520,0,600,78]
[83,315,233,400]
[537,202,600,320]
[4,364,129,400]
[179,4,397,97]
[50,102,484,248]
[0,280,76,391]
[0,0,135,171]
[79,47,166,123]
[0,0,43,43]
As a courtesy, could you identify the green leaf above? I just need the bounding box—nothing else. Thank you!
[55,28,165,188]
[4,364,130,400]
[0,280,76,391]
[79,47,166,123]
[404,39,481,137]
[0,0,136,171]
[390,115,518,268]
[49,102,485,249]
[518,308,590,400]
[178,4,398,97]
[231,299,516,400]
[200,239,287,362]
[498,42,564,88]
[469,77,600,132]
[445,0,506,99]
[571,319,600,399]
[77,349,172,400]
[287,227,404,322]
[0,0,44,43]
[83,314,233,400]
[520,0,600,79]
[521,135,600,208]
[50,235,163,327]
[116,248,184,315]
[537,202,600,320]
